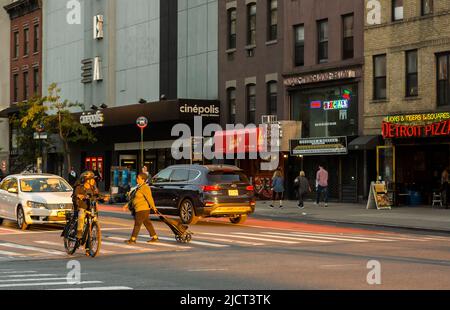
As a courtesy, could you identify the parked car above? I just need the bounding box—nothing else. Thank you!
[150,165,256,225]
[0,174,73,230]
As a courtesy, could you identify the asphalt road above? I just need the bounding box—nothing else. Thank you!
[0,207,449,290]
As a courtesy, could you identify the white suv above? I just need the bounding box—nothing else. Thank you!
[0,174,73,230]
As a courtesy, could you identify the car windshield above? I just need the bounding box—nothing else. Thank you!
[20,178,72,193]
[208,171,249,184]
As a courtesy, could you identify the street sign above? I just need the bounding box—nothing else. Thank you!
[33,132,48,140]
[136,116,148,129]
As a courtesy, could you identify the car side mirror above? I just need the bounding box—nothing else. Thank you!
[8,188,18,194]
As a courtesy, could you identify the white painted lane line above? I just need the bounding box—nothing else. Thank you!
[290,232,394,242]
[373,235,429,242]
[0,281,103,288]
[265,232,366,243]
[0,271,37,274]
[205,232,298,244]
[1,277,71,283]
[255,233,332,243]
[102,241,155,252]
[54,286,133,290]
[0,250,26,257]
[194,234,264,246]
[157,236,229,248]
[0,274,58,278]
[286,233,368,243]
[0,243,66,256]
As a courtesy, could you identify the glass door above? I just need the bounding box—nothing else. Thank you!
[377,146,395,184]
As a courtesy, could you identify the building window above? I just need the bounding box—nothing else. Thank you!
[247,3,256,46]
[422,0,433,15]
[13,74,19,102]
[24,28,29,56]
[267,81,277,116]
[247,84,256,124]
[392,0,403,21]
[227,88,236,124]
[406,50,418,97]
[373,54,387,100]
[33,68,39,95]
[437,53,450,106]
[294,25,304,67]
[13,32,19,58]
[23,71,29,100]
[317,20,328,63]
[227,9,236,49]
[33,24,39,53]
[342,14,354,60]
[268,0,277,41]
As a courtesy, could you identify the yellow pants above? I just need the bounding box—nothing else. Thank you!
[77,209,86,239]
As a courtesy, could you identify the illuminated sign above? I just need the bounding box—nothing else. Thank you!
[382,112,450,139]
[290,137,348,156]
[80,111,104,128]
[323,100,349,111]
[284,69,359,87]
[310,101,322,109]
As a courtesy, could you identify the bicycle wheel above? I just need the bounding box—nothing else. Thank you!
[87,221,101,258]
[63,220,78,255]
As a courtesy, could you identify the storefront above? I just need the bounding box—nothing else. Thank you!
[380,111,450,205]
[285,67,369,202]
[65,99,220,191]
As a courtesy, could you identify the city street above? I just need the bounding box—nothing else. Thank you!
[1,205,450,290]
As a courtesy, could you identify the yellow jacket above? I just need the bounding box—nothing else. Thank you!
[132,184,157,213]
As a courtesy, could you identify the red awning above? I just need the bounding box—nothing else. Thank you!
[214,127,266,154]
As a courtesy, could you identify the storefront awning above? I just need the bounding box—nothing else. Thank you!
[0,105,19,117]
[348,135,380,151]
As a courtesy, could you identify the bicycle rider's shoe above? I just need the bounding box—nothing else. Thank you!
[147,236,159,243]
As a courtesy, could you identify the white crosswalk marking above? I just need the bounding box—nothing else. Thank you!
[264,232,368,243]
[0,243,66,255]
[102,241,155,252]
[0,274,58,278]
[0,250,26,257]
[289,232,395,242]
[194,234,264,246]
[0,271,37,274]
[2,277,72,283]
[137,235,192,249]
[157,236,229,248]
[241,232,333,243]
[206,232,298,244]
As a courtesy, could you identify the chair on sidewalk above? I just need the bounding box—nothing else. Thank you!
[432,192,443,208]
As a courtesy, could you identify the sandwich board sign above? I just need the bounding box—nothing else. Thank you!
[367,181,392,210]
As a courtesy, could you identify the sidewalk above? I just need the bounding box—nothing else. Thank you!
[253,200,450,233]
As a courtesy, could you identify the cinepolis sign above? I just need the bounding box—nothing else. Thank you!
[80,111,104,128]
[180,104,220,117]
[382,112,450,139]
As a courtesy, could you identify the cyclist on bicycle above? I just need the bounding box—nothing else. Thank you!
[73,171,99,240]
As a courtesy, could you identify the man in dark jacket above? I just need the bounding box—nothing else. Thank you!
[294,171,311,209]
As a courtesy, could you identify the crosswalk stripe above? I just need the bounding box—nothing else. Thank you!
[137,235,191,249]
[0,281,103,288]
[107,236,189,250]
[264,231,368,243]
[1,277,71,283]
[254,233,332,243]
[285,233,369,242]
[205,232,298,244]
[373,235,429,242]
[34,241,116,255]
[157,236,229,248]
[289,232,395,242]
[53,286,133,290]
[0,271,37,274]
[194,234,264,246]
[0,274,58,278]
[0,250,26,257]
[0,243,66,256]
[102,241,155,252]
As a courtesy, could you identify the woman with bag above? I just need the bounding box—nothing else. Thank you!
[294,171,311,209]
[122,172,159,244]
[270,170,285,208]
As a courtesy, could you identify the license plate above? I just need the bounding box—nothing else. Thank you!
[57,211,66,218]
[228,190,239,196]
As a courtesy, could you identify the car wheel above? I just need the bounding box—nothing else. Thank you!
[179,199,199,225]
[17,207,29,230]
[229,215,247,225]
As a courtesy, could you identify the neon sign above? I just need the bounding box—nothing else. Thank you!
[310,101,322,109]
[323,99,349,111]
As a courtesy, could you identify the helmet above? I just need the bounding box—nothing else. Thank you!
[80,171,95,183]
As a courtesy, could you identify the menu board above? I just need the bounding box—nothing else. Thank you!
[367,182,392,210]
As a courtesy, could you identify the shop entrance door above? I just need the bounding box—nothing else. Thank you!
[377,146,396,184]
[341,154,358,202]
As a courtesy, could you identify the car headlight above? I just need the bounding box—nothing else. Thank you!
[26,201,48,209]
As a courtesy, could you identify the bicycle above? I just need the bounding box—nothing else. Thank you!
[62,197,102,258]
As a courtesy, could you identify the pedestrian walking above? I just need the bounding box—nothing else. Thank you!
[316,164,329,207]
[441,167,449,209]
[122,172,159,244]
[270,170,285,208]
[294,171,311,209]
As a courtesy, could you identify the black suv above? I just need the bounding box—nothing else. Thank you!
[150,165,255,225]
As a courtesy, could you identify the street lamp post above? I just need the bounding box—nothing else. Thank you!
[136,116,149,171]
